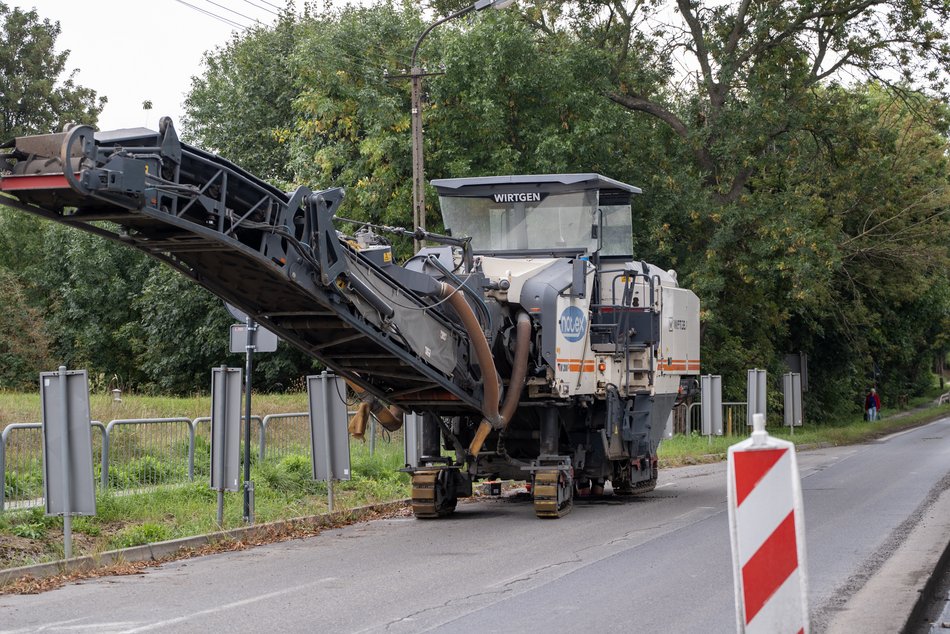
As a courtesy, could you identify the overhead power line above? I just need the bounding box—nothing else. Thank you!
[240,0,281,17]
[200,0,263,25]
[172,0,248,30]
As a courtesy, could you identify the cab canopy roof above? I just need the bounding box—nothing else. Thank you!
[431,173,642,195]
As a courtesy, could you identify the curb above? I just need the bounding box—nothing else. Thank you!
[905,523,950,632]
[825,478,950,633]
[0,498,409,588]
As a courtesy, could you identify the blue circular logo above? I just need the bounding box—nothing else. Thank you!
[559,306,587,343]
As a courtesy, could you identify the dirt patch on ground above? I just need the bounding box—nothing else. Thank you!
[0,535,45,568]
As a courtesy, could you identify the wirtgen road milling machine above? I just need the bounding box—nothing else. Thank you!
[0,120,699,518]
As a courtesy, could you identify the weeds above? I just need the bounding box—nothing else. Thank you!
[111,523,171,548]
[10,522,46,540]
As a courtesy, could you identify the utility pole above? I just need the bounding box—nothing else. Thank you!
[408,0,516,254]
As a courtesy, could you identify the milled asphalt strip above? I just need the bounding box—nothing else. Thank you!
[825,473,950,634]
[0,499,409,588]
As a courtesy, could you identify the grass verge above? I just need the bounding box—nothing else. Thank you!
[0,430,409,570]
[658,401,950,467]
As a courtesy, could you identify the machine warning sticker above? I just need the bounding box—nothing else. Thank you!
[559,306,587,343]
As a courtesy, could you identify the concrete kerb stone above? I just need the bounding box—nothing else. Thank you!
[825,478,950,634]
[0,499,410,588]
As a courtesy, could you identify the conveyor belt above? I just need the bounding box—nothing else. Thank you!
[0,121,480,412]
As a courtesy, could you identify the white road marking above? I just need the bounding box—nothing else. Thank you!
[115,577,338,633]
[1,618,84,633]
[876,417,947,442]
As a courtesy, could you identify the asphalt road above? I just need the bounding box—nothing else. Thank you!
[2,416,949,633]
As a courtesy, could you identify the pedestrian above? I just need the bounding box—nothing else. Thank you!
[865,387,881,421]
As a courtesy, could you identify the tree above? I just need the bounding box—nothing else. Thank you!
[127,266,318,395]
[183,12,302,184]
[177,1,949,414]
[0,3,104,138]
[0,3,105,385]
[37,227,155,385]
[0,269,51,389]
[524,0,950,206]
[286,2,424,242]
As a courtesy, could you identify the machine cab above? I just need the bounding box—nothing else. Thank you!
[431,174,641,257]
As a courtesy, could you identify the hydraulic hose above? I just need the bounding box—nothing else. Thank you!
[500,311,531,424]
[345,286,530,461]
[439,282,501,428]
[345,380,406,433]
[469,310,531,458]
[373,403,405,432]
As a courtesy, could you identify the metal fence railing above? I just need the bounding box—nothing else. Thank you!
[0,412,400,512]
[260,413,310,462]
[0,422,105,512]
[674,401,750,437]
[101,418,195,491]
[192,415,264,466]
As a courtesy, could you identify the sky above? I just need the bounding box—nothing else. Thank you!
[7,0,299,131]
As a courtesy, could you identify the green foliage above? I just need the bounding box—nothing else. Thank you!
[192,435,211,480]
[9,507,57,539]
[4,465,43,499]
[71,516,101,536]
[254,454,324,496]
[38,228,154,386]
[11,521,46,539]
[285,2,424,254]
[0,268,52,389]
[111,522,171,548]
[0,2,104,138]
[110,455,178,487]
[183,13,300,183]
[125,267,232,394]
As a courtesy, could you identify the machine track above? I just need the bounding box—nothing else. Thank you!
[614,475,658,496]
[533,469,573,519]
[411,469,457,519]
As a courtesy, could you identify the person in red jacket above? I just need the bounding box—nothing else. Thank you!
[865,388,881,421]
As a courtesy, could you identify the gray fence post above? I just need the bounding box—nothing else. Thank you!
[369,416,377,457]
[188,420,196,481]
[101,424,111,490]
[259,416,267,462]
[90,422,106,490]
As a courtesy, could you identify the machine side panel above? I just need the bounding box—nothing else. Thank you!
[658,286,701,379]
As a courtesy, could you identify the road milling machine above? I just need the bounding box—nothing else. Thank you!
[0,120,699,518]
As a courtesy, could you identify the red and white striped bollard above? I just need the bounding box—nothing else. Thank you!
[727,413,809,633]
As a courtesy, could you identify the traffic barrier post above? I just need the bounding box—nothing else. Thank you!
[727,413,809,633]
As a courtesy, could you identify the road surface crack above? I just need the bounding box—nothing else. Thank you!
[382,556,582,632]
